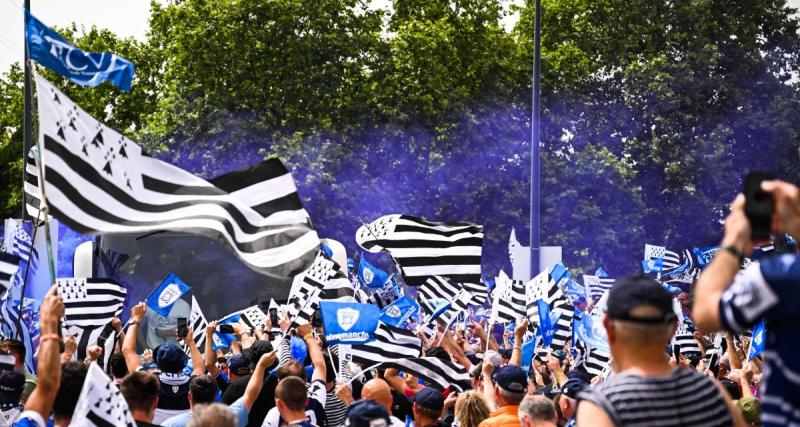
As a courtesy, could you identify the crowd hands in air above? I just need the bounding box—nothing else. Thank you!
[2,179,800,427]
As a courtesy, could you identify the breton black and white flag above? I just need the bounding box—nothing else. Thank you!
[0,253,20,294]
[72,362,137,427]
[184,295,208,355]
[430,289,474,328]
[576,339,611,377]
[550,307,575,350]
[285,251,338,325]
[28,73,319,278]
[418,276,461,316]
[57,278,126,328]
[227,304,269,332]
[65,322,118,371]
[351,322,422,366]
[368,279,400,309]
[381,356,471,392]
[355,215,483,286]
[526,270,570,327]
[491,270,526,323]
[583,275,615,303]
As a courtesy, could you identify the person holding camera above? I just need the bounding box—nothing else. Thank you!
[693,179,800,427]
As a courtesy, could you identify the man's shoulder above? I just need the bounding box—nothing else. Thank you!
[10,411,45,427]
[161,411,192,427]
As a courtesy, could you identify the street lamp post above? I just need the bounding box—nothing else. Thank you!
[530,0,542,279]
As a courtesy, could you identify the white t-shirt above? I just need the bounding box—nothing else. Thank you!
[261,380,327,427]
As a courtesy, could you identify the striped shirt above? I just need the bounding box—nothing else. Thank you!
[578,368,732,427]
[718,254,800,427]
[323,392,347,427]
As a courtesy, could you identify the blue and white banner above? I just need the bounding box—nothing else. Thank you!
[642,258,663,273]
[574,313,610,352]
[748,319,766,360]
[692,246,720,268]
[145,273,191,318]
[380,296,419,328]
[536,299,554,347]
[26,12,135,91]
[320,301,380,345]
[595,267,609,278]
[358,254,389,289]
[520,335,538,374]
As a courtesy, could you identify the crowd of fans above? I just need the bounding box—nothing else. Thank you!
[0,181,798,427]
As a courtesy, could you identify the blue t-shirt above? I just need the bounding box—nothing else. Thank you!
[162,398,248,427]
[11,411,46,427]
[718,254,800,426]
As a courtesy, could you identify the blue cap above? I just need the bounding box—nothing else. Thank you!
[345,400,390,427]
[492,365,527,393]
[561,377,589,399]
[155,343,188,374]
[412,387,444,411]
[228,354,250,376]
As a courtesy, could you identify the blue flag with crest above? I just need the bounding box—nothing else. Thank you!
[574,314,610,352]
[642,258,663,273]
[595,267,609,278]
[748,319,766,360]
[536,299,554,347]
[359,254,389,289]
[380,296,419,327]
[145,273,191,317]
[26,12,135,91]
[320,301,380,345]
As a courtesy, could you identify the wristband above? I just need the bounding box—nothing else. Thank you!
[721,246,744,264]
[40,334,60,343]
[129,320,140,326]
[303,333,313,341]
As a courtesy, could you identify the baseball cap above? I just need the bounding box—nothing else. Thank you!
[551,350,567,362]
[735,396,761,425]
[155,343,189,374]
[0,371,24,409]
[344,399,391,427]
[248,341,274,368]
[561,377,588,400]
[227,354,251,376]
[606,276,677,324]
[498,348,513,360]
[492,365,527,393]
[413,387,444,411]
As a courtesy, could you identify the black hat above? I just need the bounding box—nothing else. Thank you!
[155,343,188,374]
[0,371,24,409]
[561,377,589,400]
[492,365,528,393]
[345,399,391,427]
[412,387,444,411]
[606,276,677,324]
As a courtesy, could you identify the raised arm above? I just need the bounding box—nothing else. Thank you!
[241,351,277,411]
[23,286,64,420]
[693,195,752,333]
[205,321,219,377]
[122,302,146,372]
[297,324,326,382]
[183,326,205,377]
[509,320,529,367]
[384,368,407,395]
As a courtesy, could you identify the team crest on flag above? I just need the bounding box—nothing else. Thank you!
[337,308,360,331]
[159,284,182,308]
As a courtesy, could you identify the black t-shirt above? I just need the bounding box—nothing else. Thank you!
[390,389,412,422]
[222,372,278,427]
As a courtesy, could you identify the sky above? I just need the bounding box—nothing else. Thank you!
[1,0,799,72]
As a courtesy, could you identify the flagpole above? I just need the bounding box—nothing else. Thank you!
[14,210,43,339]
[529,0,542,280]
[21,0,31,224]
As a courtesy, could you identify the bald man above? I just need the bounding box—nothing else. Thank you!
[361,379,405,427]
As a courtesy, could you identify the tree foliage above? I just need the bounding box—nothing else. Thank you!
[1,0,799,277]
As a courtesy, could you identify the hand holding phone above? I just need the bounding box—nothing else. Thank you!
[177,317,188,340]
[744,171,776,241]
[217,324,235,334]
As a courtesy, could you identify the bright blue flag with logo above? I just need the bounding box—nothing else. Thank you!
[320,301,380,345]
[595,267,609,278]
[565,279,586,300]
[642,258,663,273]
[520,336,538,374]
[692,246,720,268]
[26,12,135,91]
[574,314,610,352]
[213,313,242,350]
[359,254,389,289]
[380,296,419,327]
[536,299,554,347]
[145,273,191,318]
[748,319,767,360]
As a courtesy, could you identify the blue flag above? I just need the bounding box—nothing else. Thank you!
[642,258,663,273]
[692,246,720,268]
[520,336,538,374]
[550,262,570,284]
[26,12,135,91]
[748,319,767,360]
[536,299,554,347]
[145,273,191,318]
[320,301,381,345]
[595,267,609,278]
[213,313,242,350]
[574,314,610,352]
[359,254,389,289]
[380,296,419,327]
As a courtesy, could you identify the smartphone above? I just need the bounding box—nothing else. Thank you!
[708,352,718,370]
[177,317,188,339]
[744,171,776,241]
[673,344,681,359]
[269,308,279,328]
[218,324,234,334]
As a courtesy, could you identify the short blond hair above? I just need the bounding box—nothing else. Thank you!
[188,403,235,427]
[454,390,490,427]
